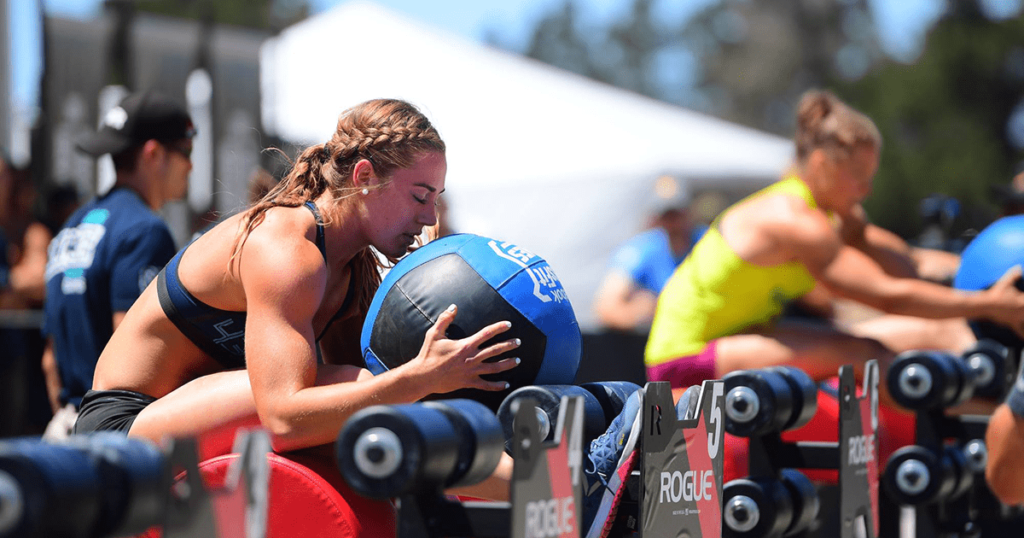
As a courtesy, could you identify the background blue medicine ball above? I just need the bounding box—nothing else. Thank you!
[954,215,1024,352]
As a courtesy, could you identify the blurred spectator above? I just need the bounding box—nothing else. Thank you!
[0,154,55,437]
[0,166,51,309]
[0,153,16,299]
[992,169,1024,217]
[41,90,194,439]
[593,175,706,332]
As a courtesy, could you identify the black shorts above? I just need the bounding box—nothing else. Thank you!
[74,389,157,434]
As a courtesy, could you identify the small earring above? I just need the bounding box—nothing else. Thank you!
[361,188,369,195]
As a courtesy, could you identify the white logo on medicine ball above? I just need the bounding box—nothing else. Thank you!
[487,240,568,303]
[103,107,129,130]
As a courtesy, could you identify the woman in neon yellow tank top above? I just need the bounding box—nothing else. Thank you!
[646,90,1024,391]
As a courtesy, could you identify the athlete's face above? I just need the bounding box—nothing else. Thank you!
[825,144,878,215]
[161,139,193,202]
[365,151,446,258]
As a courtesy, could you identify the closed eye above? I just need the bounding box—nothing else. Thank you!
[413,195,427,205]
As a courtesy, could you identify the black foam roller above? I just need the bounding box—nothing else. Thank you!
[65,433,169,538]
[337,404,461,498]
[767,366,818,431]
[0,438,103,538]
[422,399,504,489]
[882,445,956,506]
[723,477,794,538]
[779,469,819,537]
[887,351,975,410]
[496,385,606,454]
[943,445,974,502]
[724,369,796,437]
[960,339,1010,399]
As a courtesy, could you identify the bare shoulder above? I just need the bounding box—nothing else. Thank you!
[728,194,833,244]
[238,206,327,299]
[721,193,838,266]
[781,199,837,247]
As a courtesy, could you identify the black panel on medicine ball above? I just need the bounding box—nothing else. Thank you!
[368,254,547,410]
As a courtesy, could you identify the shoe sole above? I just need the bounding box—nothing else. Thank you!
[584,408,643,538]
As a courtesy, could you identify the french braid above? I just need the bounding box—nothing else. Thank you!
[230,99,445,315]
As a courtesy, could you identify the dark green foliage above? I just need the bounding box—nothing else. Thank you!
[839,4,1024,236]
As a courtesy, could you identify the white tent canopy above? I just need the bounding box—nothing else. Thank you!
[261,1,795,330]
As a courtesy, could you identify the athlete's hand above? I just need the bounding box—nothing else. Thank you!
[409,304,521,394]
[985,265,1024,337]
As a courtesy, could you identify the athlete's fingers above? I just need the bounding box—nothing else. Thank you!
[474,378,512,392]
[425,304,458,340]
[994,265,1023,291]
[473,338,521,362]
[463,319,514,347]
[479,357,520,375]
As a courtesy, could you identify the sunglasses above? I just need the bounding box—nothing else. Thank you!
[164,140,193,160]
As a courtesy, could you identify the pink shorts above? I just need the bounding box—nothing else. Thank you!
[646,341,718,389]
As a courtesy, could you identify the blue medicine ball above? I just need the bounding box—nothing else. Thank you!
[361,233,582,410]
[954,215,1024,351]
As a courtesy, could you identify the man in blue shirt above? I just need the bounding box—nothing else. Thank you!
[41,90,195,439]
[593,176,706,332]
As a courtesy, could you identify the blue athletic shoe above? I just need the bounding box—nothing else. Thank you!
[581,390,643,538]
[676,385,701,421]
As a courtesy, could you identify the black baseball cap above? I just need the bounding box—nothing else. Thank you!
[77,90,196,157]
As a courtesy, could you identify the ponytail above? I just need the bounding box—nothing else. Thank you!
[795,89,880,162]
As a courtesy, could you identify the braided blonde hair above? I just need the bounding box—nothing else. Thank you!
[231,99,446,315]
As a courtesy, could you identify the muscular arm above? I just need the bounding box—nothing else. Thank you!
[241,228,518,453]
[815,247,1000,319]
[112,311,127,331]
[839,205,916,279]
[841,205,959,282]
[985,403,1024,504]
[794,216,1024,329]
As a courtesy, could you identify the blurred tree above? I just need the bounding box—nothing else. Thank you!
[518,0,689,105]
[591,0,667,98]
[839,1,1024,238]
[521,1,593,78]
[682,0,880,134]
[518,0,880,128]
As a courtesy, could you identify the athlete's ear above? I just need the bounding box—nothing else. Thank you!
[136,140,165,170]
[806,148,828,173]
[351,159,377,190]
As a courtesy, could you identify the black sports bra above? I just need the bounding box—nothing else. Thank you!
[156,202,354,368]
